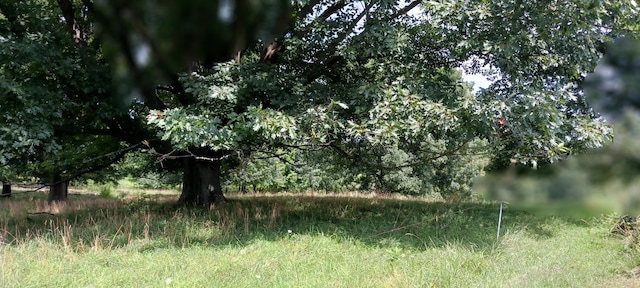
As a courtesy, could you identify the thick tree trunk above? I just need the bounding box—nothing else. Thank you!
[179,157,225,206]
[48,173,69,203]
[1,181,11,198]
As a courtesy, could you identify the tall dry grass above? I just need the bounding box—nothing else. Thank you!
[0,193,295,250]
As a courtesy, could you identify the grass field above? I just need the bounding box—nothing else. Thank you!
[1,191,639,287]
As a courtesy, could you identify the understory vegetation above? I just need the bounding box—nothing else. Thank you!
[1,192,639,287]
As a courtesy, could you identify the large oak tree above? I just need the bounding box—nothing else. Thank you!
[1,0,637,204]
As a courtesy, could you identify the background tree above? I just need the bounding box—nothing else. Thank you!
[586,36,640,115]
[0,0,290,203]
[0,0,135,202]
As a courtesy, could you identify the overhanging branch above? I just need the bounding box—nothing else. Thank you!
[294,0,348,39]
[40,143,143,188]
[302,1,374,84]
[387,0,423,21]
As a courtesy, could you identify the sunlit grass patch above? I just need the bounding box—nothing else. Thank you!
[1,192,638,287]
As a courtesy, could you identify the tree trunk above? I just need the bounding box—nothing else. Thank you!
[48,173,69,203]
[208,159,225,204]
[179,157,225,206]
[1,181,11,198]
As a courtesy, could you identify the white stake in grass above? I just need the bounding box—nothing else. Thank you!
[496,201,503,241]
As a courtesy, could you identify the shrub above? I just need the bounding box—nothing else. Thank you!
[99,184,115,198]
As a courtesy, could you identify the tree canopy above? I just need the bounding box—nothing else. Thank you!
[0,0,637,204]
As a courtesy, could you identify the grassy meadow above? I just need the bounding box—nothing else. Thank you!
[1,189,639,287]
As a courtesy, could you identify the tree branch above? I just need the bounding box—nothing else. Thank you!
[317,0,347,23]
[38,143,142,189]
[56,0,86,46]
[333,1,372,46]
[387,0,423,21]
[150,148,233,164]
[278,141,335,151]
[296,0,322,19]
[302,1,374,84]
[294,0,348,39]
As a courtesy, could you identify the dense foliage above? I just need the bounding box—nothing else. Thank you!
[0,1,135,200]
[1,0,638,203]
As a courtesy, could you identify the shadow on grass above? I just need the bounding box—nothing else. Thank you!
[222,196,571,248]
[0,194,594,252]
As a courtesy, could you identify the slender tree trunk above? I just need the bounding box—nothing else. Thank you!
[179,157,225,206]
[48,173,69,203]
[1,181,11,198]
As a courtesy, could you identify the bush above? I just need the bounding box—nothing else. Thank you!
[134,172,182,189]
[99,184,114,197]
[546,168,591,200]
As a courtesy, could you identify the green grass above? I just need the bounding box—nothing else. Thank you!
[1,192,638,287]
